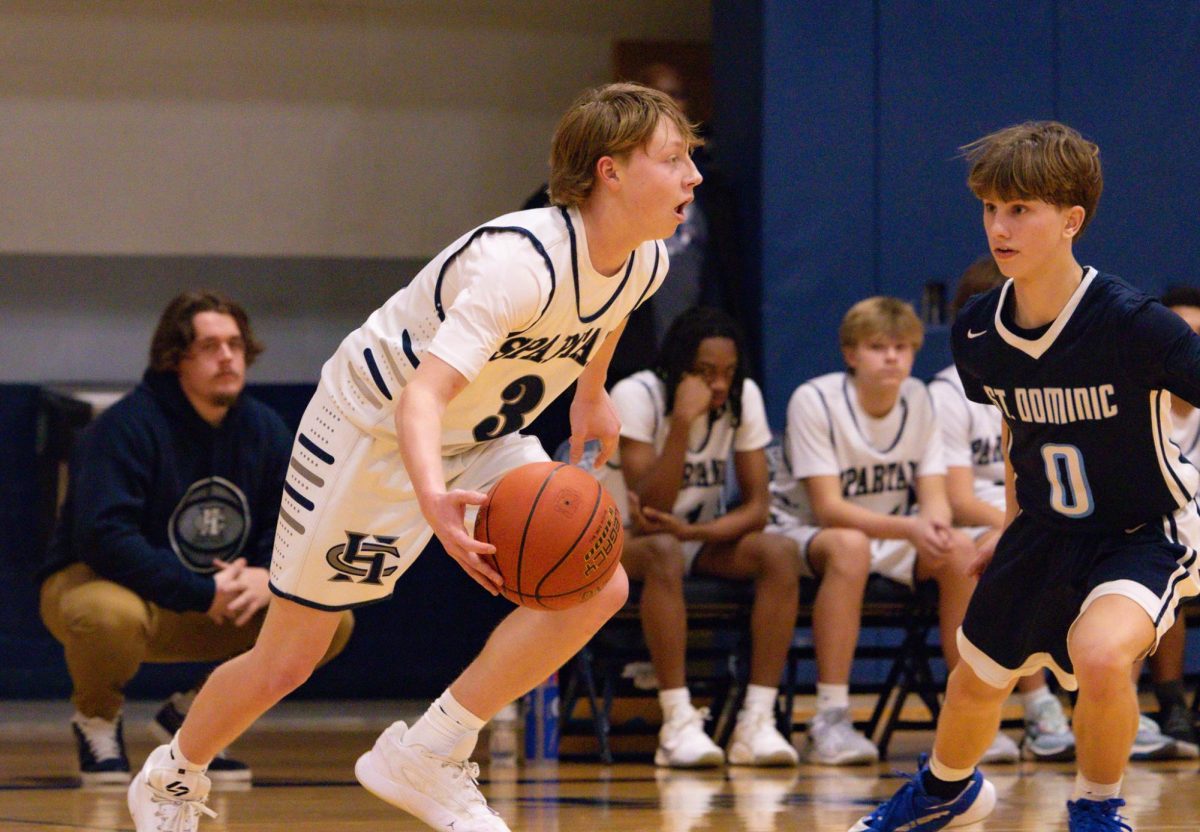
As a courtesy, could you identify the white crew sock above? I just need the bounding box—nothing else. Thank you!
[169,734,209,772]
[816,682,851,713]
[1072,773,1121,801]
[741,684,778,716]
[659,686,692,721]
[405,690,487,762]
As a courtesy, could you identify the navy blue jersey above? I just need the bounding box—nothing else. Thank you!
[952,268,1200,532]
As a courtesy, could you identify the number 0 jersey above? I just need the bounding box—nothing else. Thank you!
[321,206,667,454]
[953,268,1200,532]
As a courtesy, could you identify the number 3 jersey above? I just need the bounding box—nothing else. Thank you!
[953,267,1200,532]
[322,205,667,454]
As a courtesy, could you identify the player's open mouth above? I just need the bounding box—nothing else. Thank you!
[994,247,1017,258]
[674,199,691,220]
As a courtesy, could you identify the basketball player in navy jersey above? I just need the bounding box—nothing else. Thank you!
[127,83,702,832]
[851,122,1200,832]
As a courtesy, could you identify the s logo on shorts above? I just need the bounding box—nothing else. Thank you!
[326,531,401,585]
[169,476,251,574]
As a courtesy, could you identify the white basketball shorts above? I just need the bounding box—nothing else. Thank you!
[269,383,548,610]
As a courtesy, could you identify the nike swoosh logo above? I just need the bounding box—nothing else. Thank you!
[967,329,988,339]
[1125,523,1146,534]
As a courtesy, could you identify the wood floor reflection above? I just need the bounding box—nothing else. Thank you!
[3,725,1199,831]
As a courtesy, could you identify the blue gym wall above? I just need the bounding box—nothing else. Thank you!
[714,0,1200,424]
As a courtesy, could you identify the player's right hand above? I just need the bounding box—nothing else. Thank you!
[671,373,714,425]
[422,489,503,595]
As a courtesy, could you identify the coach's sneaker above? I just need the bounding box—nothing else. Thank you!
[1130,713,1178,760]
[355,721,511,831]
[1066,797,1132,831]
[655,704,725,768]
[151,693,252,782]
[72,712,131,785]
[848,756,996,831]
[979,731,1020,764]
[801,708,879,766]
[727,709,799,766]
[1021,695,1076,761]
[127,744,217,832]
[1158,701,1200,758]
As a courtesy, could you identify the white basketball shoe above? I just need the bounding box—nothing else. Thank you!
[727,709,799,766]
[127,744,217,832]
[655,704,725,768]
[355,720,511,832]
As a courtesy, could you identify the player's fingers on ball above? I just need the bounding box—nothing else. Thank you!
[568,435,585,464]
[595,435,617,468]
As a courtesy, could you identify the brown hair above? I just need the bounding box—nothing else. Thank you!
[548,82,701,207]
[839,297,924,352]
[951,255,1007,317]
[961,121,1103,237]
[149,290,264,372]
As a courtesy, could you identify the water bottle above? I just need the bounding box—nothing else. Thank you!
[488,703,519,767]
[524,672,559,762]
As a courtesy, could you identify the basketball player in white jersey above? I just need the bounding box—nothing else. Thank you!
[930,256,1078,764]
[128,83,702,832]
[604,307,806,769]
[768,297,987,764]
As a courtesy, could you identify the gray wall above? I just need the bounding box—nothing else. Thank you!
[0,0,710,383]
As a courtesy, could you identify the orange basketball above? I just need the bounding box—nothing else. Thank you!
[475,461,623,610]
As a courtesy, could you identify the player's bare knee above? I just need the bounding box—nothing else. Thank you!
[642,534,686,587]
[947,661,1010,706]
[255,647,319,698]
[1068,632,1141,690]
[593,566,630,616]
[745,532,800,584]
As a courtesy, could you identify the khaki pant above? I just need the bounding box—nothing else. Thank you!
[40,562,355,720]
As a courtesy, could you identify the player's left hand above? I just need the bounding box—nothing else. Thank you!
[637,505,696,540]
[569,387,621,469]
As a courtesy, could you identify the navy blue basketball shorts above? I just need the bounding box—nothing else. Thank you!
[958,501,1200,691]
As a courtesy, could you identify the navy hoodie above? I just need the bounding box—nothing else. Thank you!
[41,370,293,613]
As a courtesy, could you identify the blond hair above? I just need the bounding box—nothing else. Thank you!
[839,297,924,352]
[548,82,701,207]
[961,121,1103,237]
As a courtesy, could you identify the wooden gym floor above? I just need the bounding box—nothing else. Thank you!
[3,700,1199,831]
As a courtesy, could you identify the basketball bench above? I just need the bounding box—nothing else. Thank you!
[560,573,946,763]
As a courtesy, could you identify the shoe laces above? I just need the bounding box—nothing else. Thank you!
[814,708,861,744]
[666,705,711,734]
[736,709,777,739]
[857,767,931,829]
[439,758,501,818]
[1068,797,1131,831]
[74,715,123,762]
[151,794,217,832]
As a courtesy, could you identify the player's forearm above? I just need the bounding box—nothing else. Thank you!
[633,420,691,512]
[396,385,450,505]
[812,497,915,540]
[691,500,769,543]
[576,319,626,398]
[915,476,954,526]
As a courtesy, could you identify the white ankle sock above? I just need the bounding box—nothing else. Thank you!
[659,687,692,720]
[742,684,778,715]
[168,735,208,772]
[405,690,486,762]
[816,682,850,712]
[1072,773,1121,801]
[929,753,975,784]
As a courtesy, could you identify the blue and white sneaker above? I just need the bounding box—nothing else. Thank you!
[848,757,996,831]
[1067,797,1132,831]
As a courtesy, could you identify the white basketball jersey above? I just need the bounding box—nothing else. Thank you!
[1172,405,1200,460]
[929,364,1005,510]
[604,370,772,525]
[321,206,667,454]
[770,372,945,524]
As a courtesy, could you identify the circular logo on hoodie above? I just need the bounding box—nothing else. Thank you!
[169,477,251,573]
